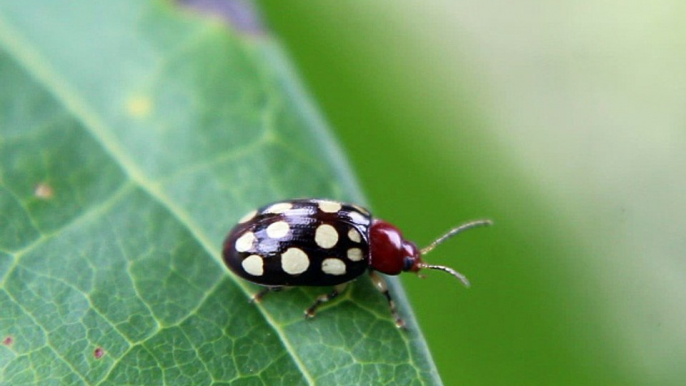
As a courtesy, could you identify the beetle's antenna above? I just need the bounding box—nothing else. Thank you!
[420,219,493,256]
[417,263,471,287]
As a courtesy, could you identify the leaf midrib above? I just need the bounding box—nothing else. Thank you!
[0,13,317,386]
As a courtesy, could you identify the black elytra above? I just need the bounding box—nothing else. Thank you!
[222,198,492,328]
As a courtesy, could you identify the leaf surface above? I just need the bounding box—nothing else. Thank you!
[0,1,440,385]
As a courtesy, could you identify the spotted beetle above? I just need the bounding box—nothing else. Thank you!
[223,199,491,328]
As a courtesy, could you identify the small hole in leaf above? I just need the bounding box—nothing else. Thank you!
[94,347,105,359]
[34,183,54,199]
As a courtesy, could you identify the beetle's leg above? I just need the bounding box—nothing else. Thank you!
[304,283,349,319]
[369,271,406,329]
[250,286,284,303]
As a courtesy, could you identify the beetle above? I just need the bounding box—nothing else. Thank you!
[222,198,491,328]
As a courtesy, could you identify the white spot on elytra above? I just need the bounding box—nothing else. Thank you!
[235,232,256,252]
[242,255,264,276]
[348,228,361,243]
[265,202,293,214]
[347,248,363,262]
[281,248,310,275]
[315,224,338,249]
[349,211,369,225]
[352,204,370,215]
[318,200,341,213]
[266,221,290,239]
[238,210,257,224]
[322,258,347,276]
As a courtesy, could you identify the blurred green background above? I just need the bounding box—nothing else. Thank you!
[258,1,686,385]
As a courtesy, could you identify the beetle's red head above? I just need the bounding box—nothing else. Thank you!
[369,220,420,275]
[369,218,493,287]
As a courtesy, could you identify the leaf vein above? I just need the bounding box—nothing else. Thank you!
[1,183,134,289]
[4,285,90,385]
[0,20,318,383]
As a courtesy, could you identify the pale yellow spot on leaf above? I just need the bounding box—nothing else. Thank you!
[127,95,152,118]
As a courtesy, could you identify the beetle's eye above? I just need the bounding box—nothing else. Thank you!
[403,256,414,271]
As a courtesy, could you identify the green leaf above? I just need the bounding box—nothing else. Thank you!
[0,1,440,385]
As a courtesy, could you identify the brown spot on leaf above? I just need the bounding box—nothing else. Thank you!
[34,183,54,199]
[94,347,105,359]
[3,336,13,346]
